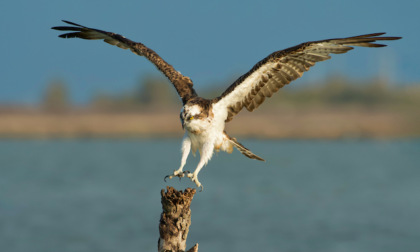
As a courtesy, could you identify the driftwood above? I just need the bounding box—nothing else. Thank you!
[158,186,198,252]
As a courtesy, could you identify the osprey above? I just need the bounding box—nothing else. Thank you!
[52,21,401,190]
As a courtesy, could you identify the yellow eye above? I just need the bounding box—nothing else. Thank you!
[189,116,194,120]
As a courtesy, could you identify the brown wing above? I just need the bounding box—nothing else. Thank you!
[213,33,401,122]
[52,20,197,104]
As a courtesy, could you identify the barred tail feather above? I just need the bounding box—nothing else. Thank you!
[227,135,265,161]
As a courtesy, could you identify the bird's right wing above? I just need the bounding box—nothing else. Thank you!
[52,20,197,104]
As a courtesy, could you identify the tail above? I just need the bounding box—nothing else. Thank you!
[225,133,265,161]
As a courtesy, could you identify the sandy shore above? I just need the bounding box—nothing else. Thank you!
[0,107,418,139]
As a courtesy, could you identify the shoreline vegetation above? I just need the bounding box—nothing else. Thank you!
[1,75,419,139]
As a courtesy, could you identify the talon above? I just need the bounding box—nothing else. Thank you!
[164,175,170,182]
[187,173,203,191]
[164,170,185,182]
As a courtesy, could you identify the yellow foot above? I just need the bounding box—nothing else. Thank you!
[164,170,189,182]
[187,173,204,192]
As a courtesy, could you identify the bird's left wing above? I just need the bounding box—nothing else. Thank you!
[213,33,401,122]
[52,20,197,104]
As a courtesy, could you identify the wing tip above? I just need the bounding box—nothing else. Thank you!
[57,33,74,39]
[51,20,85,31]
[61,20,84,27]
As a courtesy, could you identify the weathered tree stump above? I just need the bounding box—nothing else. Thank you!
[158,186,198,252]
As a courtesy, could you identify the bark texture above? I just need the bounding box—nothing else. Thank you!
[158,186,198,252]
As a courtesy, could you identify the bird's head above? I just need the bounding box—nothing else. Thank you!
[180,103,212,133]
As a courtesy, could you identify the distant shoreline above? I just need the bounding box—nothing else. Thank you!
[0,106,418,139]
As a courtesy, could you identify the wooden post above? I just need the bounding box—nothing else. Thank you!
[158,186,198,252]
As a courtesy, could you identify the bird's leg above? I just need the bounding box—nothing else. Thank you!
[187,142,214,191]
[164,136,191,181]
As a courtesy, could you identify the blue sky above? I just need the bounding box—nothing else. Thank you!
[1,0,418,104]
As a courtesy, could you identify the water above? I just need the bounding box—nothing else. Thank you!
[0,139,419,252]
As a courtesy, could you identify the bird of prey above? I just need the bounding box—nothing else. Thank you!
[52,20,401,190]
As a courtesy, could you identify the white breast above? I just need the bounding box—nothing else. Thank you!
[186,108,225,153]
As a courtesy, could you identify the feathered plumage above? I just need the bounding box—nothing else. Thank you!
[213,33,401,122]
[52,20,196,104]
[52,20,401,190]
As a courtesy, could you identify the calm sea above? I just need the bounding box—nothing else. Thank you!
[0,139,419,252]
